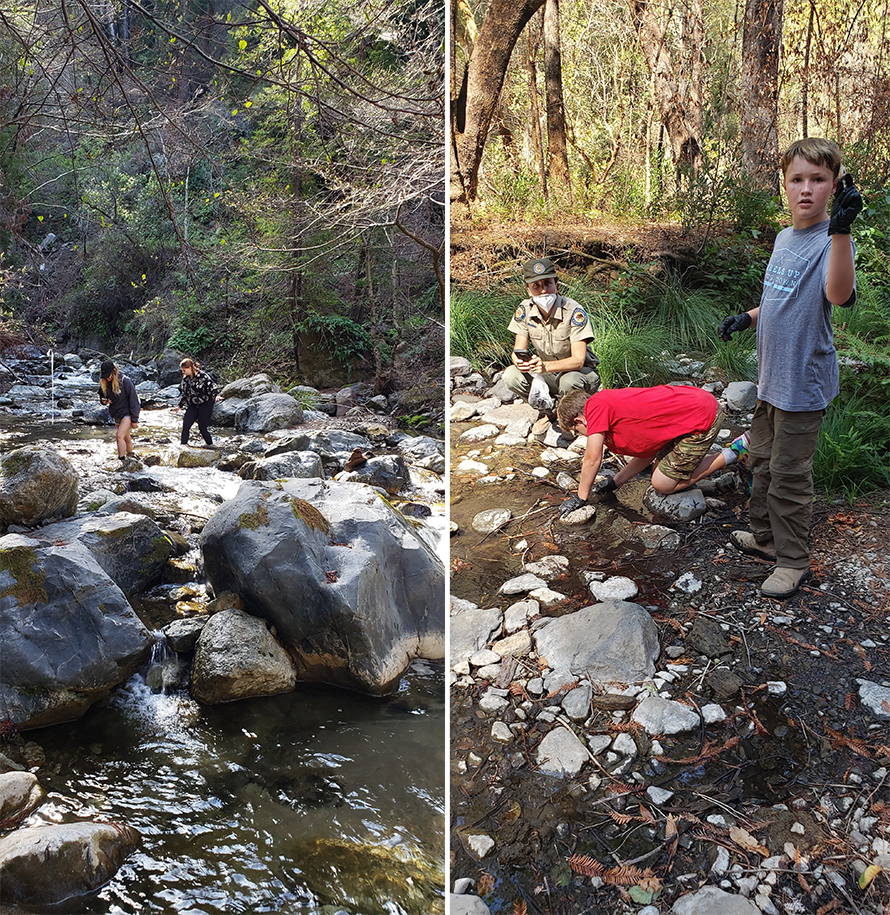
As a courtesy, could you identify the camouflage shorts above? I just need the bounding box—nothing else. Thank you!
[656,406,725,482]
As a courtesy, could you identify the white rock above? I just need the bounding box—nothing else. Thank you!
[466,834,495,858]
[589,576,638,601]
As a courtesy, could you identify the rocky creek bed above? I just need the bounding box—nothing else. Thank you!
[447,359,890,915]
[0,347,446,913]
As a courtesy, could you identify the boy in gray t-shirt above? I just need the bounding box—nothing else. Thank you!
[719,137,861,599]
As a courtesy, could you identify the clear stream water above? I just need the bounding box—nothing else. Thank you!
[2,405,446,915]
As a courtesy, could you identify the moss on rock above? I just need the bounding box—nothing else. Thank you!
[0,546,48,606]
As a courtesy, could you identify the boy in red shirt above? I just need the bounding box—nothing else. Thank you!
[555,386,748,517]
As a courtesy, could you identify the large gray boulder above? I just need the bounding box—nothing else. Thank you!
[190,608,298,704]
[200,478,445,693]
[234,392,304,433]
[0,534,154,729]
[0,446,78,528]
[28,511,173,595]
[220,373,280,400]
[533,601,660,682]
[238,451,324,481]
[265,430,373,461]
[336,455,409,494]
[0,821,141,908]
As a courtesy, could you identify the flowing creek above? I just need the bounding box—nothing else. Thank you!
[2,405,446,915]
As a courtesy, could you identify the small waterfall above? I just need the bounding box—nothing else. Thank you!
[144,631,184,695]
[49,349,55,422]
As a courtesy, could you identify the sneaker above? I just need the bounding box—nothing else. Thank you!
[761,566,810,599]
[531,415,555,442]
[730,530,777,561]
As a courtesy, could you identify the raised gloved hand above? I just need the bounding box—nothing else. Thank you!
[828,173,863,235]
[558,493,587,517]
[718,313,752,341]
[591,476,617,496]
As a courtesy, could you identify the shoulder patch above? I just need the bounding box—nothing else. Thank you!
[570,306,589,328]
[514,305,527,323]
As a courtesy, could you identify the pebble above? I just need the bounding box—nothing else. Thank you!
[466,834,495,858]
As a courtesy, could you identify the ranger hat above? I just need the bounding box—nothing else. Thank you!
[100,360,115,379]
[522,257,557,282]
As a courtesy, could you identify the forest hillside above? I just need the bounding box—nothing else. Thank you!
[0,0,444,412]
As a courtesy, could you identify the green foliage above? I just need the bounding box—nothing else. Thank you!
[297,312,372,368]
[815,389,890,502]
[167,296,221,354]
[449,286,517,373]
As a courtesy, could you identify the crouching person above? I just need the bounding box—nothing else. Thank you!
[555,385,748,517]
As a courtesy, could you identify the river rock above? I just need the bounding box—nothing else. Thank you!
[29,511,173,596]
[336,455,410,494]
[449,894,492,915]
[176,447,221,468]
[535,726,588,777]
[239,451,324,481]
[632,695,700,735]
[472,509,511,533]
[533,601,660,682]
[397,436,445,473]
[0,821,141,907]
[450,603,503,664]
[723,381,758,412]
[191,608,298,703]
[0,771,45,823]
[200,478,444,694]
[0,533,154,728]
[0,446,79,528]
[856,679,890,719]
[266,430,373,461]
[671,886,760,915]
[643,486,707,522]
[234,392,304,433]
[220,373,281,400]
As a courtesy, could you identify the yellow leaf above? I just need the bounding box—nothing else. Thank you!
[859,864,882,889]
[245,101,252,108]
[239,39,247,50]
[37,215,43,222]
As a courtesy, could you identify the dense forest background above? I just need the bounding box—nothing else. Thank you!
[0,0,445,401]
[450,0,890,498]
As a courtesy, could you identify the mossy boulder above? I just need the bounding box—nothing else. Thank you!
[0,446,78,529]
[201,478,445,694]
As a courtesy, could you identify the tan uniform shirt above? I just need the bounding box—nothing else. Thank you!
[508,295,597,366]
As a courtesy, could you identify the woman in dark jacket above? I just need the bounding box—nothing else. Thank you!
[174,357,220,446]
[98,360,141,460]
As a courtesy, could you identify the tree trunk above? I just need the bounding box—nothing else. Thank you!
[801,1,814,137]
[740,0,785,193]
[543,0,571,201]
[452,0,547,208]
[527,14,547,196]
[627,0,702,174]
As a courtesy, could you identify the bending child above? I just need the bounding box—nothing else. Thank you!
[555,385,748,517]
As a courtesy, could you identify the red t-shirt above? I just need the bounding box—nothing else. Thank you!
[584,385,718,458]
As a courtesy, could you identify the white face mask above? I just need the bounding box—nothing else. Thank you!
[532,293,557,314]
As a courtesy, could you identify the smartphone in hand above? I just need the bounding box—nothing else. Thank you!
[514,349,531,361]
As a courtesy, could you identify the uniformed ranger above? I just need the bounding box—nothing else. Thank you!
[503,257,600,434]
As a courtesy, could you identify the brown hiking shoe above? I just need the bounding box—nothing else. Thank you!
[730,530,777,561]
[761,566,810,599]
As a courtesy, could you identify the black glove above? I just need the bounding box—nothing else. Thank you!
[718,313,752,341]
[828,173,863,235]
[558,494,587,517]
[591,476,617,496]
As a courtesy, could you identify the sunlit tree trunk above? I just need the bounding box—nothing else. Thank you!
[527,14,547,197]
[740,0,784,193]
[451,0,547,208]
[627,0,702,175]
[544,0,571,202]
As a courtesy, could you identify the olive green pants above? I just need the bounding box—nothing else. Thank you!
[502,365,600,403]
[748,400,824,570]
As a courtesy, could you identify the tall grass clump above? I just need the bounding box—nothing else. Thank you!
[815,388,890,502]
[450,286,519,373]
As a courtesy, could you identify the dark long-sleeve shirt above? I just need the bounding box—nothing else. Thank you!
[100,374,141,422]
